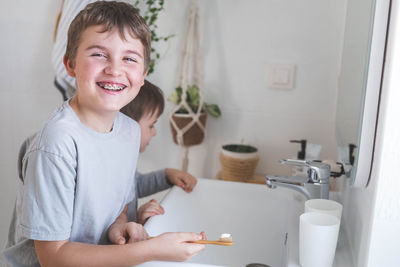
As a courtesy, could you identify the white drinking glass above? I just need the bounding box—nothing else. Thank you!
[299,212,340,267]
[305,199,343,221]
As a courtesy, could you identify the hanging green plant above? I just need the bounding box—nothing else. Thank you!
[134,0,174,74]
[168,85,221,118]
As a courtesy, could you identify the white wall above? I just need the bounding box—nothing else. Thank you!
[0,0,346,252]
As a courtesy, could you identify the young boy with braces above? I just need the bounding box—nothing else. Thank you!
[3,2,204,266]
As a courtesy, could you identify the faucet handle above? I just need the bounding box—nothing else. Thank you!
[308,161,331,182]
[279,158,308,166]
[279,159,331,183]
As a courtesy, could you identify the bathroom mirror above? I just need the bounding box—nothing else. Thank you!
[139,0,391,181]
[336,0,390,187]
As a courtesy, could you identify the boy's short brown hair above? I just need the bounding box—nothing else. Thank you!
[120,80,164,121]
[65,1,151,72]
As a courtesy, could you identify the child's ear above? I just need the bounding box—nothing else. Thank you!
[63,54,76,77]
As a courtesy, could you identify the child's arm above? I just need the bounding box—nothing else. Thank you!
[165,168,197,193]
[135,170,171,197]
[135,169,197,198]
[137,199,165,224]
[34,232,205,266]
[108,205,149,244]
[108,200,163,245]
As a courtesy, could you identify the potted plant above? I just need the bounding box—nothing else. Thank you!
[168,85,221,146]
[219,143,260,182]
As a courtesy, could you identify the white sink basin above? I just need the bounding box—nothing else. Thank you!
[137,178,300,267]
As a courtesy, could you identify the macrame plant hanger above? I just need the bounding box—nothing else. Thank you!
[169,0,205,172]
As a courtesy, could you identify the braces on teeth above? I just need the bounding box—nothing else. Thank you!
[102,84,124,90]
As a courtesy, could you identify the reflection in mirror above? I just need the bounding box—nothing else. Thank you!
[336,0,390,187]
[142,0,388,182]
[150,0,346,178]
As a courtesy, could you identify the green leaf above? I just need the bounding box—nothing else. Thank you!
[186,85,199,112]
[148,60,155,74]
[168,87,182,104]
[205,104,221,118]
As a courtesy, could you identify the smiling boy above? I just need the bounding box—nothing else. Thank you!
[3,2,204,266]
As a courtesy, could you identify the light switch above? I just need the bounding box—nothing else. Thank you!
[268,64,295,89]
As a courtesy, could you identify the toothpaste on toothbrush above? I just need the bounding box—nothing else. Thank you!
[218,233,232,242]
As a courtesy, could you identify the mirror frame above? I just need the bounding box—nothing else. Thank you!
[350,0,391,187]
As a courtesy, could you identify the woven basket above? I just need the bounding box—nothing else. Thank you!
[219,152,260,182]
[170,112,207,146]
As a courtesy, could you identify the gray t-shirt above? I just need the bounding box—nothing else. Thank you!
[3,101,140,266]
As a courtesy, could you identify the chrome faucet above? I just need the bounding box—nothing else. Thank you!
[265,159,331,199]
